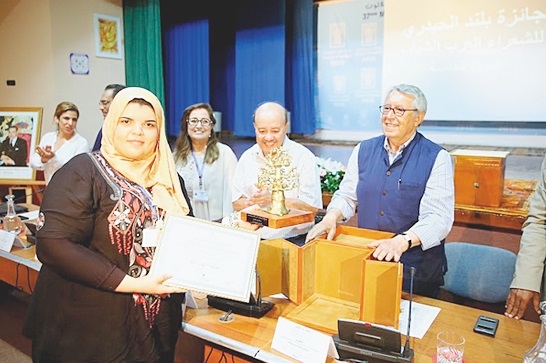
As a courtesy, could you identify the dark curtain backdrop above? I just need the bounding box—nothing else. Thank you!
[123,0,165,105]
[125,0,315,137]
[233,0,286,137]
[162,19,210,136]
[286,0,315,135]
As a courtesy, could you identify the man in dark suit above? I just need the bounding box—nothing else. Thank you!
[0,125,28,166]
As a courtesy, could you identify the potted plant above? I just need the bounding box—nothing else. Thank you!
[316,156,346,207]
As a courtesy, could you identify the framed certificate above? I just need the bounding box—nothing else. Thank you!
[150,214,261,302]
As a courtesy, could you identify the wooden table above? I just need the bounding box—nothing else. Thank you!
[0,244,40,294]
[455,179,537,231]
[2,204,538,362]
[177,295,540,363]
[0,203,41,294]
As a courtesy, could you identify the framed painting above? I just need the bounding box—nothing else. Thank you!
[94,13,123,59]
[0,107,43,183]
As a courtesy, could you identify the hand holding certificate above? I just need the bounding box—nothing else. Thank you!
[150,214,261,302]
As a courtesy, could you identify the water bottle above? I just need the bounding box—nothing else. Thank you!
[2,194,23,234]
[523,301,546,362]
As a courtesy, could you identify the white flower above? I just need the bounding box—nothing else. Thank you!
[316,156,346,193]
[316,156,345,173]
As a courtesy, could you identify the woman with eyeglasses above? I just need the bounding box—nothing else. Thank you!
[306,84,454,299]
[173,103,238,221]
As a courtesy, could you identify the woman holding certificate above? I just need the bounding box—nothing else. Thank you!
[23,87,193,362]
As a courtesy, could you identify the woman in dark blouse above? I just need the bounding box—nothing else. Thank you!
[23,87,193,362]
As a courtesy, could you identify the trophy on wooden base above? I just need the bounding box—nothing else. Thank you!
[241,147,315,229]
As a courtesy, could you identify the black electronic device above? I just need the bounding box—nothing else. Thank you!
[207,268,274,318]
[473,315,499,337]
[207,294,274,318]
[0,188,44,217]
[333,267,416,363]
[24,221,37,244]
[0,203,28,216]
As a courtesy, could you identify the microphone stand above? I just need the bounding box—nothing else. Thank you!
[403,267,416,358]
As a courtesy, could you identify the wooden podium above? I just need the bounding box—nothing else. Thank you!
[256,226,403,333]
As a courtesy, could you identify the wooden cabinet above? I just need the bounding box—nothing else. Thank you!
[451,150,509,208]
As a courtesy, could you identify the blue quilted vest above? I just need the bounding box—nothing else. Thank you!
[356,132,447,295]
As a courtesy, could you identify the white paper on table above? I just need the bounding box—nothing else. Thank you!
[398,300,441,339]
[272,317,339,363]
[18,210,40,220]
[0,230,16,252]
[372,299,441,339]
[185,291,198,309]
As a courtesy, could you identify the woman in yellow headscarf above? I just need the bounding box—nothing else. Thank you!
[24,87,193,362]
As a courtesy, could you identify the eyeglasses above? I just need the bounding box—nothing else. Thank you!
[379,105,418,117]
[98,100,111,107]
[187,118,212,127]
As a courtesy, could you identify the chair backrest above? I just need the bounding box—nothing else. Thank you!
[442,242,517,304]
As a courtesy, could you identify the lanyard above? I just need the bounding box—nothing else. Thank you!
[190,149,206,188]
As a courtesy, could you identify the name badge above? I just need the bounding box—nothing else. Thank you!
[142,228,159,247]
[193,189,209,202]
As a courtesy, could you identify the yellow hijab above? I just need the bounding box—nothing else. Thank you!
[101,87,190,216]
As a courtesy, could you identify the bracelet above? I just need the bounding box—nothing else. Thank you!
[400,232,412,249]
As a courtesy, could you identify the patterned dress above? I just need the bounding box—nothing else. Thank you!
[24,152,192,362]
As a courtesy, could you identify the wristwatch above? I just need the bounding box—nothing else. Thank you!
[400,232,412,249]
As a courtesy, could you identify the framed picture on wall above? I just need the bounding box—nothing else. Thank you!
[94,13,123,59]
[0,107,43,183]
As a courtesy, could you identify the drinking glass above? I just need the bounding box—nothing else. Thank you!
[437,331,465,363]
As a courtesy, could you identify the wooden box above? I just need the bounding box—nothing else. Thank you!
[257,226,403,333]
[360,260,403,328]
[451,149,509,208]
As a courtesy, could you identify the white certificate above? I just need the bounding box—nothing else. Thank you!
[150,214,261,302]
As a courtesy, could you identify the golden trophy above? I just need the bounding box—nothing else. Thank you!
[241,147,315,228]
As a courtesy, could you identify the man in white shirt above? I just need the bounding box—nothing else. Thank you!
[232,102,322,241]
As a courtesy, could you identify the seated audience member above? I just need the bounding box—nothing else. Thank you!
[93,83,127,151]
[29,101,89,184]
[173,102,237,221]
[505,154,546,320]
[23,87,193,362]
[0,124,28,166]
[232,101,322,240]
[306,84,454,298]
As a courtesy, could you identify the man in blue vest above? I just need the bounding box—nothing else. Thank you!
[306,84,454,298]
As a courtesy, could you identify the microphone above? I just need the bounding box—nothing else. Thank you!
[403,266,416,357]
[14,188,45,203]
[207,266,274,319]
[256,267,262,307]
[0,188,44,216]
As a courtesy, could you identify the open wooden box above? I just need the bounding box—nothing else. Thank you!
[256,226,402,333]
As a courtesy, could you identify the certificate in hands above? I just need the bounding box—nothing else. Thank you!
[150,214,261,302]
